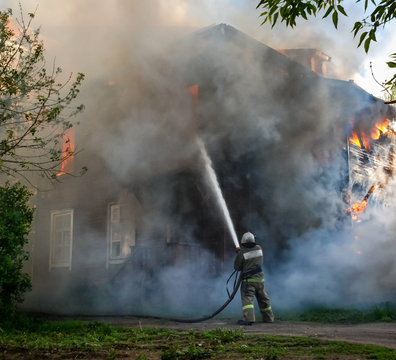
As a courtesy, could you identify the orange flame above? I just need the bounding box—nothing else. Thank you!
[349,199,369,214]
[349,118,391,150]
[349,132,361,147]
[57,128,75,176]
[371,118,389,140]
[188,84,199,103]
[347,185,376,218]
[361,132,371,151]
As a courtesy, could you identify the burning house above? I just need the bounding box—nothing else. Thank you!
[348,117,396,218]
[23,24,396,315]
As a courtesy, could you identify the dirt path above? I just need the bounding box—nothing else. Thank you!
[69,316,396,350]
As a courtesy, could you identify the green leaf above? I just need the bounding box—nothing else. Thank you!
[269,4,278,17]
[369,29,377,42]
[332,10,339,29]
[272,12,279,27]
[358,31,368,47]
[256,0,264,9]
[353,22,362,38]
[364,37,371,53]
[337,5,347,16]
[322,5,333,19]
[308,3,317,16]
[386,62,396,68]
[261,18,269,25]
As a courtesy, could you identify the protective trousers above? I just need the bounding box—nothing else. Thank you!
[241,279,274,323]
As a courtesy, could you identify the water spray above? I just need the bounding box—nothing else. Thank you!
[145,138,244,323]
[126,139,243,323]
[116,92,242,323]
[196,137,240,250]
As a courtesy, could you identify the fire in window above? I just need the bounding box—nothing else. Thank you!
[108,203,135,263]
[57,128,75,176]
[50,209,73,270]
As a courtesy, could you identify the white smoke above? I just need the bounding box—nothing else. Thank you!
[5,0,396,315]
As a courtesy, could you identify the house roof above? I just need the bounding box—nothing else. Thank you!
[177,23,316,85]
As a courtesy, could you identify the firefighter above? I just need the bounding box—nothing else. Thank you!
[234,232,274,325]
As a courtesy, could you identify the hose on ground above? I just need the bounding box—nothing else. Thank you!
[111,250,242,323]
[139,270,242,323]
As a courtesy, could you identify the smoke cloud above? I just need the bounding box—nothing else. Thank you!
[5,0,396,315]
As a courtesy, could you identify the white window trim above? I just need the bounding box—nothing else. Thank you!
[49,209,73,271]
[107,203,135,267]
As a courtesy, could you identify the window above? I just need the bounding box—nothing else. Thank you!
[49,209,73,270]
[57,128,75,176]
[107,203,135,265]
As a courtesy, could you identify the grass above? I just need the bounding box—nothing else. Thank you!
[276,302,396,323]
[1,313,396,359]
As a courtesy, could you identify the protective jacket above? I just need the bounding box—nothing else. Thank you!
[234,243,264,280]
[234,243,274,323]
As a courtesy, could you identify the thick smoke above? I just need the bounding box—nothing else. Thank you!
[6,0,396,315]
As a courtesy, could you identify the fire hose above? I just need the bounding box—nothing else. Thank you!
[111,248,243,323]
[138,269,243,323]
[165,247,244,322]
[166,269,242,323]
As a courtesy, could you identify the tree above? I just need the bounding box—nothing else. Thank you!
[0,5,85,319]
[0,182,33,318]
[0,5,85,183]
[256,0,396,103]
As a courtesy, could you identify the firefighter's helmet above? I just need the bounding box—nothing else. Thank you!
[241,232,255,244]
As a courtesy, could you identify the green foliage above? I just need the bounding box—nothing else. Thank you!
[0,4,85,182]
[256,0,396,99]
[161,344,212,360]
[0,311,42,331]
[202,328,243,343]
[256,0,348,29]
[0,182,33,319]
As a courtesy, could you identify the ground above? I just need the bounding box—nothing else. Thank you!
[58,316,396,350]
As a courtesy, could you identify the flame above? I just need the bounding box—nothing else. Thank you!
[361,132,371,151]
[57,128,75,176]
[349,132,361,148]
[371,118,389,140]
[349,199,369,214]
[349,118,393,150]
[348,185,376,218]
[188,84,199,103]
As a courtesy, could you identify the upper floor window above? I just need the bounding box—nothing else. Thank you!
[57,128,75,176]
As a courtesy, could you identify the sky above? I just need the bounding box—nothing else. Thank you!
[1,0,395,99]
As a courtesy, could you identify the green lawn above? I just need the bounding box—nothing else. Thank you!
[1,316,396,359]
[276,303,396,323]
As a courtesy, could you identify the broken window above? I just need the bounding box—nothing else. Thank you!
[107,203,135,264]
[49,209,73,270]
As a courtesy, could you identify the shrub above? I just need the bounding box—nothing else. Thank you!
[0,182,33,319]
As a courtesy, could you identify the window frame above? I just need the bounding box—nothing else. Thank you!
[49,209,74,271]
[107,203,135,266]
